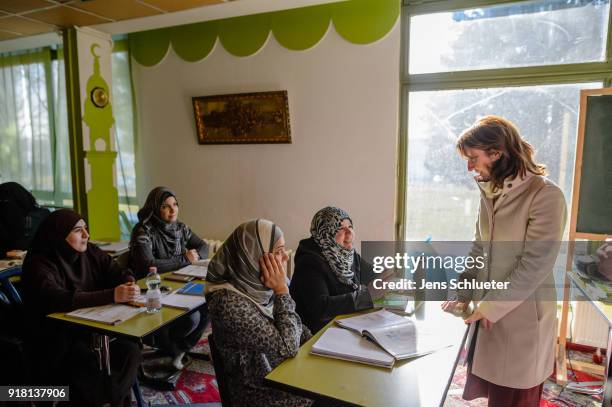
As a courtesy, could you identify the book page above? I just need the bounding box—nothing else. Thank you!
[336,309,410,334]
[311,327,395,368]
[66,304,144,325]
[161,291,206,310]
[367,323,452,360]
[173,265,207,278]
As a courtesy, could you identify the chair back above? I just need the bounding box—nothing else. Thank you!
[285,249,295,280]
[115,250,131,270]
[0,266,29,384]
[208,333,233,407]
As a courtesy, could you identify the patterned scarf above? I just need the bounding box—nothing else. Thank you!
[206,219,283,319]
[137,186,182,256]
[310,207,356,288]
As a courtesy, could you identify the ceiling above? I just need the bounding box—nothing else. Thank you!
[0,0,229,41]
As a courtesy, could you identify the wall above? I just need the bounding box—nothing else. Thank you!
[131,19,400,249]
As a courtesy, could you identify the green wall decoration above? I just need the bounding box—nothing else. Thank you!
[82,43,120,241]
[129,0,399,66]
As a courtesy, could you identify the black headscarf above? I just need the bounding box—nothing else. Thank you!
[136,186,182,256]
[28,208,84,261]
[0,182,37,216]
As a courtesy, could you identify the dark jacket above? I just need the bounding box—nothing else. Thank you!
[289,237,374,333]
[21,243,140,405]
[129,221,208,278]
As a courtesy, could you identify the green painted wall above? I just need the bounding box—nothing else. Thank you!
[129,0,400,66]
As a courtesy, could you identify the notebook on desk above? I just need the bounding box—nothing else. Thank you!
[173,264,207,279]
[311,327,396,368]
[310,309,452,368]
[66,304,145,325]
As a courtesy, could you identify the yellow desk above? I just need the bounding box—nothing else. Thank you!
[47,272,204,340]
[265,302,467,407]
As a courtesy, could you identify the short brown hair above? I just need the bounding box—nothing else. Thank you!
[457,115,546,191]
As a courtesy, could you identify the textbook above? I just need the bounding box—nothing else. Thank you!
[335,309,452,361]
[161,291,206,310]
[66,304,145,325]
[173,265,207,279]
[310,327,396,368]
[176,282,205,296]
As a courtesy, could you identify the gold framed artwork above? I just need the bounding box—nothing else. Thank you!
[192,90,291,144]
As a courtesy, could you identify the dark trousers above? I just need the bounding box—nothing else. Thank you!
[155,308,207,357]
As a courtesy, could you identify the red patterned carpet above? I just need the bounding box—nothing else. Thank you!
[138,332,221,406]
[445,350,604,407]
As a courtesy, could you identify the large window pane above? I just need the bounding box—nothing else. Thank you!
[409,0,610,74]
[405,82,601,241]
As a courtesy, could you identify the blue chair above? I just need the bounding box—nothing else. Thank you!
[0,266,28,385]
[0,266,22,305]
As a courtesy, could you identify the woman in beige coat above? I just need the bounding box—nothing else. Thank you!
[443,116,567,406]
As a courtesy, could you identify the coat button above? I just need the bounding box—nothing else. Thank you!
[507,183,512,188]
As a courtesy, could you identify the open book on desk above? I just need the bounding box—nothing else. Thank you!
[335,309,451,361]
[311,327,396,368]
[66,304,145,325]
[173,264,207,279]
[161,291,205,310]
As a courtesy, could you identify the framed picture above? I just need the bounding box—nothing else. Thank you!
[192,90,291,144]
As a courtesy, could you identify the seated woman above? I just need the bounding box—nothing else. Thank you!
[0,181,50,256]
[205,219,313,407]
[21,209,141,407]
[290,206,375,333]
[129,186,208,369]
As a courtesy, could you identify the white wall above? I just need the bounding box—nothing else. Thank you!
[132,21,400,249]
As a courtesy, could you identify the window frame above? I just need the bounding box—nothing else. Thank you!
[396,0,612,240]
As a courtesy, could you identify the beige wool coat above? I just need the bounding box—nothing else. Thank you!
[457,173,567,389]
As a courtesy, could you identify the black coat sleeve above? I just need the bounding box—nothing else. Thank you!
[290,254,372,328]
[185,228,209,259]
[22,253,122,314]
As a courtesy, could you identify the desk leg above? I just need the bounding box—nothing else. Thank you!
[604,328,612,407]
[557,272,571,385]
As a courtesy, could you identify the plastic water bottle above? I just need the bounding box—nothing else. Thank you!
[145,266,162,314]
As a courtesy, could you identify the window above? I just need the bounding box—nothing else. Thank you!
[400,0,612,241]
[0,44,138,235]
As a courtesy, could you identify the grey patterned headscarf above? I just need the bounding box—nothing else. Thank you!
[310,207,356,288]
[206,219,283,319]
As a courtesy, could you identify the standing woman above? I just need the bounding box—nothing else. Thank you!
[290,207,375,334]
[21,209,141,406]
[129,186,209,369]
[206,219,313,407]
[443,116,567,406]
[0,182,50,256]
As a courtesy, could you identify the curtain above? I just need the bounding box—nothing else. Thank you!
[0,48,61,204]
[0,44,138,237]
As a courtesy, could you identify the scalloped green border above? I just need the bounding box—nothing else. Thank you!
[129,0,399,67]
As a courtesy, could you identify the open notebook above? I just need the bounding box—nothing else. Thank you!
[173,264,207,279]
[311,309,452,368]
[66,304,145,325]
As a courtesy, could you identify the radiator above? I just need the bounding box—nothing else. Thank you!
[571,301,609,349]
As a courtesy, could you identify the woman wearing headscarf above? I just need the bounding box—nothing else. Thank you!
[129,186,208,369]
[129,186,209,276]
[0,181,50,256]
[206,219,313,407]
[290,207,375,333]
[21,209,141,407]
